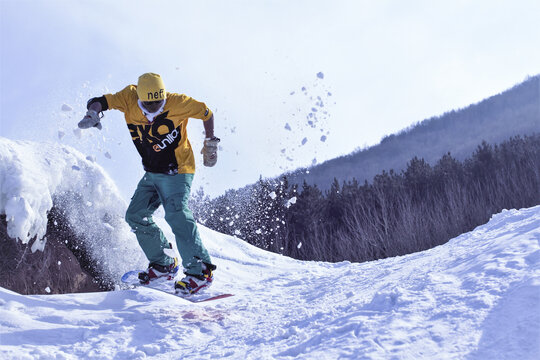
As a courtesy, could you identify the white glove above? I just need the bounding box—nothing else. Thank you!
[201,137,220,167]
[78,110,102,130]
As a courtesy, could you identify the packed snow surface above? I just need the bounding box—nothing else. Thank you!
[1,138,539,359]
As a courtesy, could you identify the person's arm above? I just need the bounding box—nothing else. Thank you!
[88,101,103,113]
[203,114,215,139]
[201,115,220,167]
[78,96,107,130]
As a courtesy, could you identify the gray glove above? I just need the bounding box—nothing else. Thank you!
[201,137,220,167]
[78,110,102,130]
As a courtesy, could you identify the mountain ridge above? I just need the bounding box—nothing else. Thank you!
[283,75,539,191]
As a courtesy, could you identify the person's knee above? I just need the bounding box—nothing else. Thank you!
[125,209,148,229]
[165,197,196,226]
[164,193,190,212]
[165,208,193,225]
[125,211,137,229]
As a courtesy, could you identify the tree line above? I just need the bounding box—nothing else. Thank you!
[192,134,540,263]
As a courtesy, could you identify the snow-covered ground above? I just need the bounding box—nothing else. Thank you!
[1,138,539,359]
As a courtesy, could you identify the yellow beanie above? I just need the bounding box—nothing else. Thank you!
[137,73,166,101]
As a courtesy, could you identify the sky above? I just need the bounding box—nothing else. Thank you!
[1,0,539,199]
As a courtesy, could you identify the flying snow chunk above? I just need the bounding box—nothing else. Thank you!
[31,237,47,253]
[301,138,308,146]
[284,123,292,131]
[320,135,327,142]
[297,242,302,249]
[104,152,112,159]
[316,72,324,79]
[58,131,65,139]
[61,104,73,112]
[45,287,51,293]
[286,196,297,208]
[269,191,277,200]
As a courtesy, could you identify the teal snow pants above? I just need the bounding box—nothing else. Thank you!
[125,172,211,276]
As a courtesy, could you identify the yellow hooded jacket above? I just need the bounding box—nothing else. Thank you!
[104,85,213,174]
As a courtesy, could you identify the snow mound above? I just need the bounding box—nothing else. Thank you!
[0,137,146,280]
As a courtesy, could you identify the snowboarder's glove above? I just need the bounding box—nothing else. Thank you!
[201,137,220,167]
[78,110,102,130]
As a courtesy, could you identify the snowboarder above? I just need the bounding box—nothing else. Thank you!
[78,73,219,295]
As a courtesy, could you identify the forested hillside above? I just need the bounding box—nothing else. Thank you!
[193,135,540,262]
[286,75,540,191]
[193,76,540,262]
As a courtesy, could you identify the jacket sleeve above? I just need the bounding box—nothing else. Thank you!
[172,94,213,121]
[104,85,136,113]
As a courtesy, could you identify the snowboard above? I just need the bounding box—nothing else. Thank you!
[121,270,234,303]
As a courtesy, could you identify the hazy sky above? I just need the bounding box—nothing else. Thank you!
[1,0,539,199]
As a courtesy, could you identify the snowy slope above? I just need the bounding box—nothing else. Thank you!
[1,138,539,359]
[1,207,539,359]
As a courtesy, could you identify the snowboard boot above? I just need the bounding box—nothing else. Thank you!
[138,257,179,285]
[174,262,216,295]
